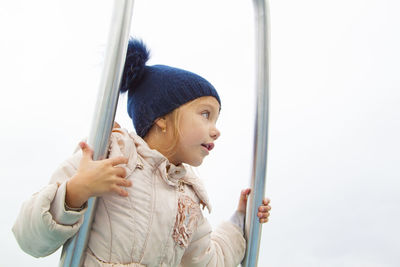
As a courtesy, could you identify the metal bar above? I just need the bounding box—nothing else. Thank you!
[243,0,270,266]
[59,1,134,266]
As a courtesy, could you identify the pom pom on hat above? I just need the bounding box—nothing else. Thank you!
[120,39,150,93]
[121,38,221,137]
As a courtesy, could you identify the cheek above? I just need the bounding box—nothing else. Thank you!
[181,129,201,145]
[179,119,204,145]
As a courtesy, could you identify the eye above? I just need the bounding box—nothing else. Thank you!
[201,111,210,119]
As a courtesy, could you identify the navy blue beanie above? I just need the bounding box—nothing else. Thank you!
[120,39,221,137]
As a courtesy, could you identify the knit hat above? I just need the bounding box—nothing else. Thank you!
[120,39,221,137]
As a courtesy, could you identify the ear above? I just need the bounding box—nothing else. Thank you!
[154,117,167,131]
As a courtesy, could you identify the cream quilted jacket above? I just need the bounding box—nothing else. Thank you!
[13,128,246,266]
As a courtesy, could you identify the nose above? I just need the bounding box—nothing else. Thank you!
[210,126,220,140]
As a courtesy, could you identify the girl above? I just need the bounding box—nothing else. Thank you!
[13,39,271,266]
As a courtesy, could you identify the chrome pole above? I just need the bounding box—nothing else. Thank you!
[243,0,270,266]
[59,1,134,266]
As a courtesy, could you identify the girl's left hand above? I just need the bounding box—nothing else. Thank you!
[237,188,271,224]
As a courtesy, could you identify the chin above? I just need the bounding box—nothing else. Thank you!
[186,158,204,167]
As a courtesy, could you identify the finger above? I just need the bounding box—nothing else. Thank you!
[113,122,121,128]
[240,188,251,201]
[79,141,94,161]
[238,191,246,205]
[114,166,127,178]
[258,206,270,212]
[108,156,129,166]
[115,178,132,187]
[259,218,269,224]
[111,185,129,197]
[237,188,251,213]
[263,198,270,205]
[257,211,270,218]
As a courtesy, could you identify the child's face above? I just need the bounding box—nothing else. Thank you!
[169,96,220,167]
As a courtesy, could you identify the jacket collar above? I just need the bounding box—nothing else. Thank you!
[109,128,212,213]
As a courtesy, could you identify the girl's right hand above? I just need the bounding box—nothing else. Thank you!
[65,141,131,208]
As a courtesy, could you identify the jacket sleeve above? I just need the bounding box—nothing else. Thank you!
[12,151,87,258]
[180,216,246,267]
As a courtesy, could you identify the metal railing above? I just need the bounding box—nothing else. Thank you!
[243,0,271,266]
[59,1,134,266]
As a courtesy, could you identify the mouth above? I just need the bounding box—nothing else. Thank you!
[201,143,214,151]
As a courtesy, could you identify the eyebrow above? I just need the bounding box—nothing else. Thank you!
[198,103,221,115]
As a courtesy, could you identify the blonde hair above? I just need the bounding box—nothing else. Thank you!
[144,99,199,160]
[160,100,197,159]
[162,108,181,158]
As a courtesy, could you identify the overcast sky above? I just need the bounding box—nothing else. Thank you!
[1,0,399,266]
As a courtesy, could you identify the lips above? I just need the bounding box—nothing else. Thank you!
[201,143,214,151]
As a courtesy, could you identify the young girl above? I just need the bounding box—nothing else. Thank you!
[13,39,271,266]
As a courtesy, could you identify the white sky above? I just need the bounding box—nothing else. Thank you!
[1,0,399,266]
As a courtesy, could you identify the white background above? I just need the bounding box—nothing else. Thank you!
[1,0,399,266]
